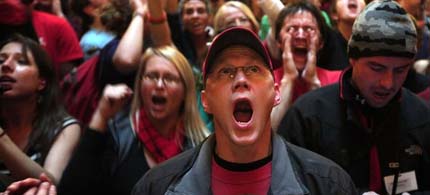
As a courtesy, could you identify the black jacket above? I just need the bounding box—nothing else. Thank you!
[132,134,358,195]
[59,106,193,195]
[279,69,430,194]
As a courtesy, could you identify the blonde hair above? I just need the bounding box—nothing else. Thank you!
[213,1,260,34]
[131,46,209,146]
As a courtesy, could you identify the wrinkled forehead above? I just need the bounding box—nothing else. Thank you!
[283,10,318,26]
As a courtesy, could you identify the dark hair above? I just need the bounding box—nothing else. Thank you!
[0,34,70,163]
[274,0,328,43]
[100,0,132,36]
[179,0,211,16]
[70,0,94,35]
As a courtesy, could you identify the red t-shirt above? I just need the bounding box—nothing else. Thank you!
[211,158,272,195]
[274,65,341,102]
[32,11,83,78]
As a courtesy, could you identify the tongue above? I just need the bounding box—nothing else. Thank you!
[234,110,252,123]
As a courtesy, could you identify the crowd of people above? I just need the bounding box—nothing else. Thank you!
[0,0,429,194]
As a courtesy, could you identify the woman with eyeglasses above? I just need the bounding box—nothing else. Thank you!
[57,46,209,195]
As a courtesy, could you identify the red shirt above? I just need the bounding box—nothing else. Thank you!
[211,158,272,195]
[274,66,341,102]
[32,11,83,78]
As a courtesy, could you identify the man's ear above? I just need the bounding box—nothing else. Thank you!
[273,83,281,106]
[349,58,357,67]
[201,90,212,114]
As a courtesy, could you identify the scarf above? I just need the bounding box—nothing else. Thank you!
[134,108,184,163]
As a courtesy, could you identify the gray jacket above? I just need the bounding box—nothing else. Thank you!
[132,134,358,195]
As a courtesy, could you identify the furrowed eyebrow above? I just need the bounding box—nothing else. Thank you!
[368,61,385,67]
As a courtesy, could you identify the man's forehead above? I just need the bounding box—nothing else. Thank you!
[285,10,316,21]
[357,56,414,67]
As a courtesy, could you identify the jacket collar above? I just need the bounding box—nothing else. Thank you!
[166,134,308,195]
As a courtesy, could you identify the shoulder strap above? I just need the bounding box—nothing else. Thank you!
[107,105,137,174]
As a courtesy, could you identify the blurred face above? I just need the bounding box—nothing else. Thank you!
[141,56,185,122]
[333,0,366,24]
[351,56,413,108]
[202,46,280,148]
[278,11,320,70]
[399,0,422,19]
[0,42,46,99]
[90,0,109,8]
[182,0,209,35]
[219,6,254,32]
[0,0,29,25]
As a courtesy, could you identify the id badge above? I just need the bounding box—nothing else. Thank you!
[383,171,418,195]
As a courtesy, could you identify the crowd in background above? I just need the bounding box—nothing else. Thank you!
[0,0,429,194]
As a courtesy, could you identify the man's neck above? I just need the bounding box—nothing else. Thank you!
[214,132,272,163]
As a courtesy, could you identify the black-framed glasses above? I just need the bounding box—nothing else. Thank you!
[211,65,268,80]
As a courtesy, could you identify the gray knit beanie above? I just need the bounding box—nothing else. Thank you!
[348,0,417,59]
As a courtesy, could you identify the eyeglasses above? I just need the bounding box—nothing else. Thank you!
[143,73,182,87]
[210,65,269,80]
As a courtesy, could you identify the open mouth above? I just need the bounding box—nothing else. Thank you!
[374,91,390,98]
[0,76,15,83]
[348,2,357,10]
[233,100,253,123]
[152,96,167,105]
[292,47,308,58]
[0,85,11,94]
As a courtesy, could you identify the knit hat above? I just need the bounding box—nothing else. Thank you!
[348,0,417,59]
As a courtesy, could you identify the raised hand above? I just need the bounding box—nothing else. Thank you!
[301,29,321,89]
[97,84,133,121]
[89,84,133,132]
[281,28,299,82]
